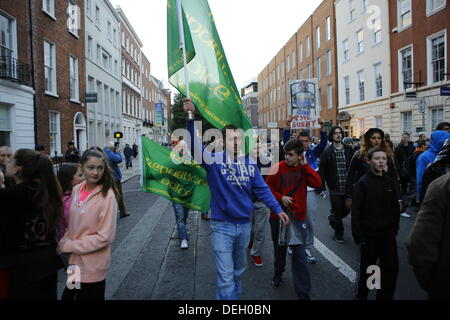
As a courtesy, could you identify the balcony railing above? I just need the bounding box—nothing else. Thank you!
[0,55,32,87]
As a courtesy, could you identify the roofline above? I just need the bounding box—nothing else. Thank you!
[115,6,144,47]
[104,0,121,23]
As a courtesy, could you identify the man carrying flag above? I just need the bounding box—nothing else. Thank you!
[184,99,289,300]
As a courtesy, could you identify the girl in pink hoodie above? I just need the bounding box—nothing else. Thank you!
[59,148,117,300]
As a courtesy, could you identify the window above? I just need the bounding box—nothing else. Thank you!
[326,17,331,41]
[49,111,61,155]
[86,0,92,18]
[402,111,412,135]
[362,0,368,12]
[87,36,92,59]
[375,116,383,129]
[400,46,413,90]
[316,57,321,80]
[113,28,117,45]
[44,40,56,94]
[307,64,312,78]
[316,26,320,50]
[374,63,383,97]
[287,55,290,71]
[121,31,125,47]
[291,50,296,70]
[431,107,444,130]
[357,70,364,101]
[114,60,118,76]
[343,39,349,61]
[299,69,304,80]
[356,30,364,53]
[299,43,303,63]
[349,0,355,21]
[95,6,100,27]
[306,35,310,57]
[326,50,332,75]
[67,1,78,36]
[398,0,412,30]
[327,84,333,109]
[102,50,111,71]
[344,76,350,105]
[107,21,111,40]
[373,17,381,44]
[429,33,446,83]
[0,13,15,58]
[427,0,446,15]
[359,119,365,136]
[69,56,79,100]
[43,0,55,18]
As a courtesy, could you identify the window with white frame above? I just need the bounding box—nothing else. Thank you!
[86,0,92,18]
[327,84,333,109]
[67,1,78,36]
[287,55,290,71]
[400,46,413,90]
[398,0,412,30]
[316,26,320,50]
[343,39,349,61]
[375,116,383,129]
[87,36,92,59]
[431,107,444,130]
[299,68,304,80]
[49,111,61,155]
[291,50,295,69]
[107,21,111,40]
[316,57,321,80]
[326,16,331,41]
[121,31,125,47]
[299,43,303,63]
[427,0,446,15]
[402,111,412,135]
[306,35,310,57]
[44,40,56,94]
[357,70,365,101]
[349,0,355,21]
[373,17,381,44]
[307,64,312,78]
[43,0,55,18]
[374,63,383,97]
[362,0,368,12]
[69,56,79,100]
[429,33,446,83]
[356,30,364,53]
[95,6,100,27]
[0,13,15,58]
[326,50,332,75]
[344,76,350,105]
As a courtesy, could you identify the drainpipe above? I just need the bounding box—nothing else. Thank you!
[28,0,37,148]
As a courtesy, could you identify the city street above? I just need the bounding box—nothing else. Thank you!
[58,175,427,300]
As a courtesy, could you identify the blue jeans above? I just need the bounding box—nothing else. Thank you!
[210,220,251,300]
[172,203,190,241]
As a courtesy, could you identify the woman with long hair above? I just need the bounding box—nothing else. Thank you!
[0,149,63,300]
[345,128,399,210]
[59,148,117,300]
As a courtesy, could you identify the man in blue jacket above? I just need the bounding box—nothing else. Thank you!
[104,142,130,218]
[416,130,450,201]
[184,99,289,300]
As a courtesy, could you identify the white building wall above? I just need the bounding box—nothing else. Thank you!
[85,0,122,148]
[0,80,35,150]
[335,0,391,136]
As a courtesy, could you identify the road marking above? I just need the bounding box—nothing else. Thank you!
[313,237,357,283]
[106,196,170,299]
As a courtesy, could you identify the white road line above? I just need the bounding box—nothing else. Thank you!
[313,237,357,283]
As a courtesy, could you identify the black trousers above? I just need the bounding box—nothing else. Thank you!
[329,195,349,237]
[356,236,399,300]
[62,280,106,300]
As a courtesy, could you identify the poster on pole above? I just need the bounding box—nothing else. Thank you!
[155,102,163,127]
[289,79,321,129]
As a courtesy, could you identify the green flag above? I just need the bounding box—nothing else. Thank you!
[141,136,211,212]
[167,0,252,132]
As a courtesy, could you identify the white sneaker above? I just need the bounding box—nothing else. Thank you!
[400,212,411,218]
[180,239,189,249]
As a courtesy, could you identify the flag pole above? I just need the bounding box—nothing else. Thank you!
[176,0,193,120]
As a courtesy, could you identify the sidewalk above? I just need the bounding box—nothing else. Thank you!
[119,156,141,183]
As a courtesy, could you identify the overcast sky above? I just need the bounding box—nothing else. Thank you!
[109,0,322,90]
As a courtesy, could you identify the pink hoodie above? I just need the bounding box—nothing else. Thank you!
[59,181,117,283]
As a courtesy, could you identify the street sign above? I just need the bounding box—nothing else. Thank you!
[268,122,278,128]
[416,127,424,133]
[418,99,426,113]
[441,86,450,96]
[85,92,97,103]
[405,91,417,99]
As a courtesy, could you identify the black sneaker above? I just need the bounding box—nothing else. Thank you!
[333,235,344,243]
[272,275,283,287]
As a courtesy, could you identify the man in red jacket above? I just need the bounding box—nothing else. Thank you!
[266,139,322,300]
